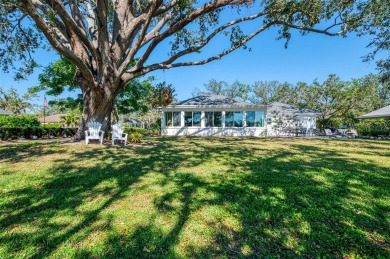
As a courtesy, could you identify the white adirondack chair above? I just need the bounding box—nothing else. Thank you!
[111,123,128,146]
[85,122,104,145]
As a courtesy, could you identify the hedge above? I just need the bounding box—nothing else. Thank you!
[355,119,390,137]
[0,115,40,128]
[0,127,77,140]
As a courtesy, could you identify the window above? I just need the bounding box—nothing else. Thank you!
[225,112,234,127]
[234,112,243,127]
[246,111,265,127]
[246,111,255,127]
[254,111,264,127]
[214,112,222,127]
[173,112,181,126]
[205,112,213,127]
[184,111,201,127]
[165,112,172,127]
[225,111,243,127]
[205,111,222,127]
[193,112,201,127]
[184,112,193,127]
[165,112,181,127]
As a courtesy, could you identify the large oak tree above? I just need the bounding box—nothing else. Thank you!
[0,0,363,138]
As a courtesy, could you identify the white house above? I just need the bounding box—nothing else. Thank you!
[266,102,319,136]
[160,96,319,137]
[161,95,267,137]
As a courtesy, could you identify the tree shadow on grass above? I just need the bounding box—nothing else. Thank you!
[228,145,390,257]
[0,138,389,257]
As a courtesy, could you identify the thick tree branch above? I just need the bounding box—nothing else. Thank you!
[20,0,95,85]
[81,0,98,49]
[163,11,269,65]
[44,0,98,61]
[134,0,248,73]
[117,0,163,75]
[154,0,179,16]
[123,20,273,81]
[96,0,111,82]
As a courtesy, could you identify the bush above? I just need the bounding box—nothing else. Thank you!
[128,132,142,143]
[147,120,161,136]
[42,123,62,128]
[123,125,148,135]
[355,119,390,137]
[0,115,40,128]
[317,117,342,130]
[0,126,77,140]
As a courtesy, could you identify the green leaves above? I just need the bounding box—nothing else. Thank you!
[33,58,77,96]
[0,87,35,115]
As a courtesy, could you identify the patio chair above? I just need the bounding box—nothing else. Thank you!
[85,121,104,145]
[324,128,346,138]
[347,129,359,139]
[324,129,334,137]
[111,123,128,146]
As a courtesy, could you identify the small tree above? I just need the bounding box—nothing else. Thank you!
[60,109,81,128]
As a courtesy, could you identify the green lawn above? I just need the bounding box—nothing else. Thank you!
[0,137,389,258]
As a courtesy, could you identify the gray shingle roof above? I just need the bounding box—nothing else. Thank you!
[0,108,13,115]
[267,102,318,116]
[357,105,390,119]
[177,95,251,106]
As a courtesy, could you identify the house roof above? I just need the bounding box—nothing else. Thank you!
[176,95,251,106]
[267,102,319,116]
[0,108,13,115]
[38,114,66,123]
[357,105,390,119]
[162,95,265,111]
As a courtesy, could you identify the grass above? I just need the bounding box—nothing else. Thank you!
[0,137,389,258]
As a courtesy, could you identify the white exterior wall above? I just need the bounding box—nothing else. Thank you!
[161,106,267,137]
[162,126,266,137]
[266,114,318,137]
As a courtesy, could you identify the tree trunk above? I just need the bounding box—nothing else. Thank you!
[73,87,116,140]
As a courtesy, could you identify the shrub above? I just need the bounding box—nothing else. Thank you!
[42,123,62,128]
[123,125,148,135]
[148,120,161,136]
[0,115,40,128]
[0,127,77,140]
[355,119,390,137]
[317,117,342,130]
[128,132,142,143]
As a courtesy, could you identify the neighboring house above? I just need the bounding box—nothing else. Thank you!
[0,108,13,116]
[161,95,267,137]
[266,102,319,136]
[38,114,66,124]
[357,105,390,119]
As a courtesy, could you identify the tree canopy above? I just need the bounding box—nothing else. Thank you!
[193,74,389,126]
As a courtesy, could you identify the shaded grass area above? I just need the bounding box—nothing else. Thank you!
[0,137,389,258]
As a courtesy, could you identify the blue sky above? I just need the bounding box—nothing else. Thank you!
[0,22,378,106]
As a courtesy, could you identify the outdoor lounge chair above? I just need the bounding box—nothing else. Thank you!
[111,123,128,146]
[324,128,347,138]
[85,121,104,145]
[324,129,334,137]
[346,129,359,138]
